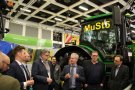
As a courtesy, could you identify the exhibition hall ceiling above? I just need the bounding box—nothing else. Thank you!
[3,0,129,32]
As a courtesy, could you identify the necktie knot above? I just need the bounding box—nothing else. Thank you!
[70,65,76,67]
[20,64,25,68]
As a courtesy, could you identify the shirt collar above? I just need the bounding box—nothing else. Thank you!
[91,60,98,64]
[117,64,121,68]
[15,60,23,65]
[41,59,48,64]
[70,64,77,67]
[22,62,27,67]
[40,56,47,61]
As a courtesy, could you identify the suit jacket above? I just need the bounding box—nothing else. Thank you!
[131,64,135,90]
[32,59,54,90]
[108,64,129,90]
[60,65,85,90]
[6,61,30,90]
[0,73,20,90]
[53,64,61,84]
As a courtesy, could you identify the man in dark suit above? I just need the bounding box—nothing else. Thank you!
[6,45,34,90]
[32,49,54,90]
[108,55,129,90]
[83,51,105,90]
[23,51,31,78]
[51,56,61,90]
[60,53,85,90]
[0,51,20,90]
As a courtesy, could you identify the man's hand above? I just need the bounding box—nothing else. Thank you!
[74,74,79,78]
[100,83,103,87]
[65,73,70,79]
[84,84,88,87]
[47,78,52,84]
[26,80,34,86]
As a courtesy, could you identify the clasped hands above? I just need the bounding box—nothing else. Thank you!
[65,73,79,79]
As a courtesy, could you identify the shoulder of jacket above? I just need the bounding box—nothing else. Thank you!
[77,65,83,68]
[83,60,90,63]
[98,61,105,65]
[64,65,69,68]
[34,59,41,63]
[2,75,17,80]
[122,65,129,68]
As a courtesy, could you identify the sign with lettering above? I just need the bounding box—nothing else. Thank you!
[83,18,112,32]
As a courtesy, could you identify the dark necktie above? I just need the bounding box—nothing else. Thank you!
[21,64,30,80]
[25,65,30,78]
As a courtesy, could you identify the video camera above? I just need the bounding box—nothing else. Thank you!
[0,0,13,39]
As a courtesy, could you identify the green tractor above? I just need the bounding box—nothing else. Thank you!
[55,1,135,89]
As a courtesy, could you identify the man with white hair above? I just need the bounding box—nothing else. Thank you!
[60,52,85,90]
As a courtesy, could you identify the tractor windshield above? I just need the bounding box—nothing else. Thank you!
[81,14,116,55]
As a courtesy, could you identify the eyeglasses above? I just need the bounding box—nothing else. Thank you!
[92,55,98,57]
[43,54,49,57]
[114,60,121,62]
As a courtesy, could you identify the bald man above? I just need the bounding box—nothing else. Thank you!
[0,51,20,90]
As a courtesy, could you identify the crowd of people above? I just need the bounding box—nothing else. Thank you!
[0,45,135,90]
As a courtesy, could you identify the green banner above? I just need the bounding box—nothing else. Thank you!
[3,34,52,47]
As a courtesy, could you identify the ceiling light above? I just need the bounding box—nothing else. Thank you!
[68,18,78,23]
[20,8,31,13]
[54,17,63,22]
[79,6,88,11]
[131,30,135,33]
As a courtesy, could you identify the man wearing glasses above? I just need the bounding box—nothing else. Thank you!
[83,51,105,90]
[0,51,20,90]
[32,49,54,90]
[108,55,129,90]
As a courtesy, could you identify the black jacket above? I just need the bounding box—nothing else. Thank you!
[6,61,30,90]
[108,64,129,90]
[32,59,54,90]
